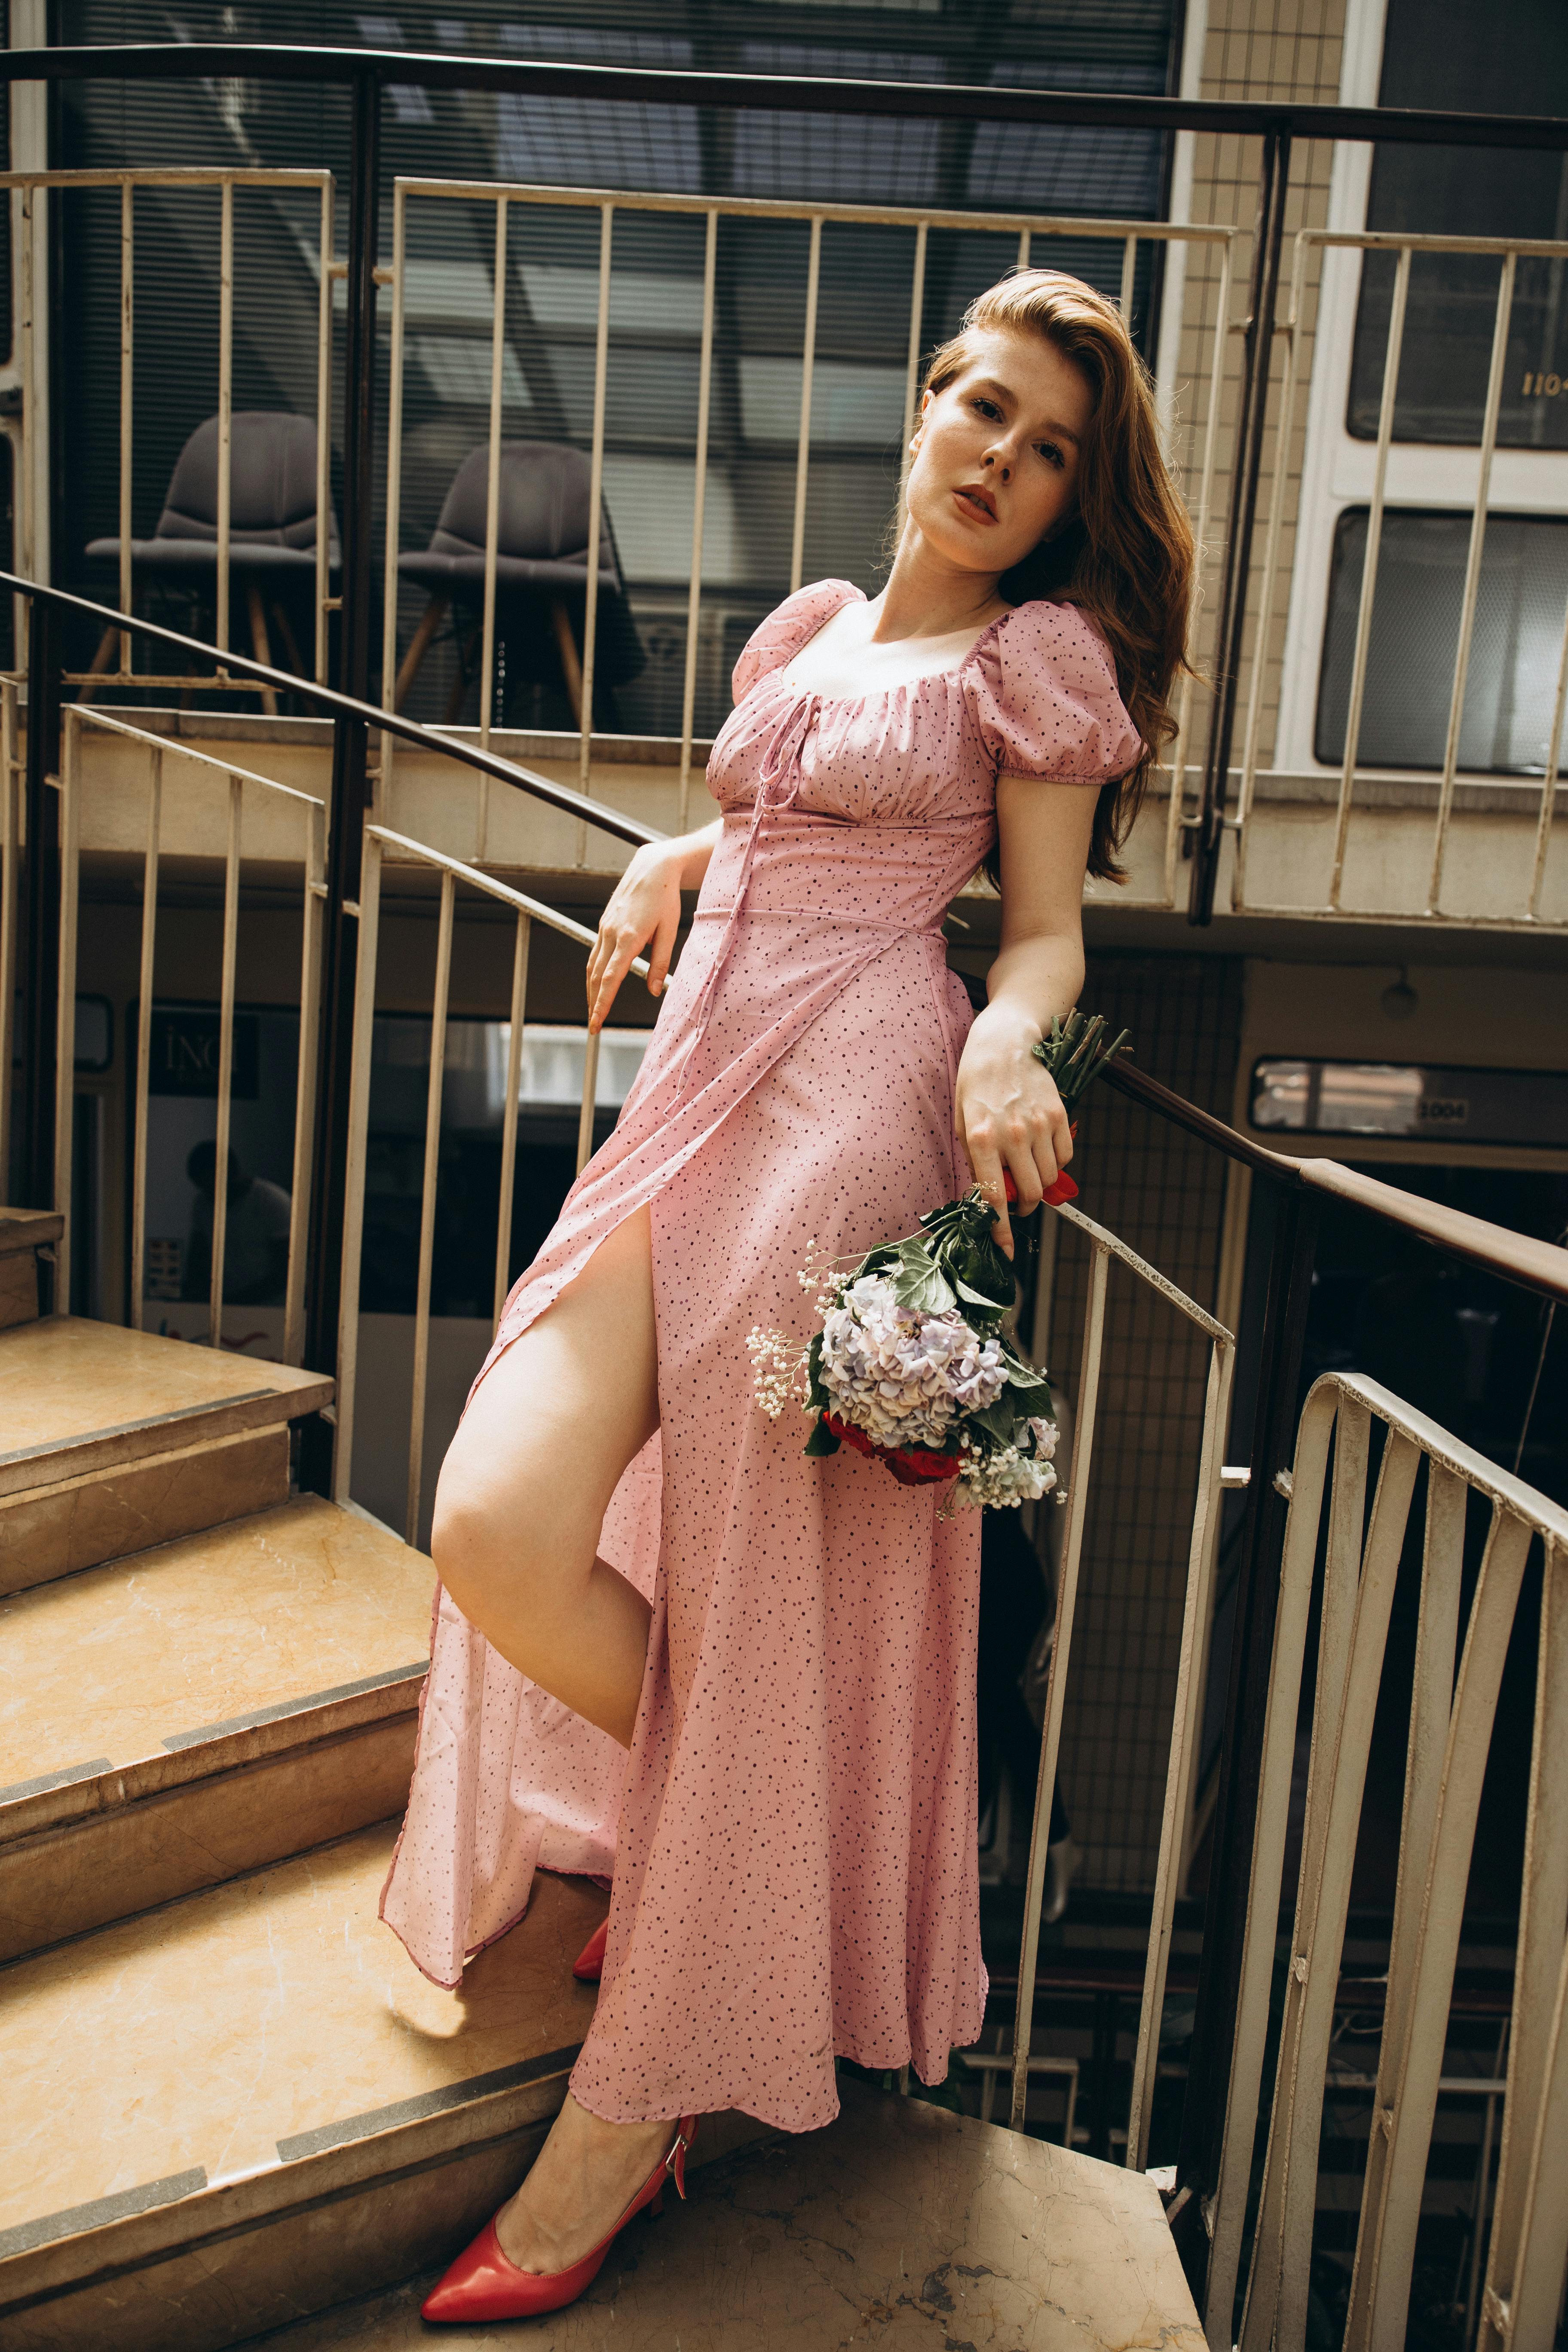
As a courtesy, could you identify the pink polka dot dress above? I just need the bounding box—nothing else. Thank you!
[380,582,1139,2134]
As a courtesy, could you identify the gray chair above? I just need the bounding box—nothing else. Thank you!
[394,440,643,723]
[85,411,340,704]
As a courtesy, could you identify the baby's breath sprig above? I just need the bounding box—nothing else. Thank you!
[747,1325,807,1420]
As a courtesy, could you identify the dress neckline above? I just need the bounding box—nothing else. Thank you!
[767,588,1011,712]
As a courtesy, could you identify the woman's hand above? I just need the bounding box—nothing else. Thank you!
[585,843,686,1032]
[955,1000,1073,1258]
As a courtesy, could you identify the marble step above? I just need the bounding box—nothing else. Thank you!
[239,2074,1205,2352]
[0,1316,334,1596]
[0,1494,435,1962]
[0,1822,609,2352]
[0,1210,60,1332]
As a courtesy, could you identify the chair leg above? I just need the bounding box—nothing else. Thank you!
[269,599,303,679]
[395,594,448,714]
[445,625,481,725]
[77,624,120,706]
[245,582,280,717]
[550,598,584,726]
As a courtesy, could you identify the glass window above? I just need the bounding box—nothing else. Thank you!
[1316,506,1568,772]
[1250,1058,1568,1147]
[1348,0,1568,447]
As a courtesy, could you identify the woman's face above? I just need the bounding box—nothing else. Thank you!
[906,325,1093,581]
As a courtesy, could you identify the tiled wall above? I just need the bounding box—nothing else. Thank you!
[1166,0,1349,779]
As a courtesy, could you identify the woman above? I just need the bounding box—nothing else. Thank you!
[389,266,1192,2323]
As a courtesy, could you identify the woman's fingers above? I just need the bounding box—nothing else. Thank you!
[961,1127,1015,1258]
[645,900,679,999]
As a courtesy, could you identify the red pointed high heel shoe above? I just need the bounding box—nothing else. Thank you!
[573,1917,608,1981]
[420,2114,698,2324]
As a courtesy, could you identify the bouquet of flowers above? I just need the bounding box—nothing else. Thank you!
[748,1011,1128,1510]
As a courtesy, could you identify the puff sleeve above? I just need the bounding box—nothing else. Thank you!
[968,598,1142,783]
[730,579,864,705]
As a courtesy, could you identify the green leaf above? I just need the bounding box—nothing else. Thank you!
[803,1415,841,1456]
[969,1395,1026,1445]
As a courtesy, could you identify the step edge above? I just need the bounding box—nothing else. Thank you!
[0,1424,291,1599]
[0,1663,428,1844]
[0,1381,334,1500]
[0,2046,584,2315]
[0,1213,63,1257]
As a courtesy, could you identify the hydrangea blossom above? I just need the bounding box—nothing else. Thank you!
[816,1273,1007,1449]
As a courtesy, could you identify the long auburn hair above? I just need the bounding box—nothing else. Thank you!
[920,269,1195,884]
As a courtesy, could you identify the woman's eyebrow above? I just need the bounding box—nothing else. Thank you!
[971,376,1081,447]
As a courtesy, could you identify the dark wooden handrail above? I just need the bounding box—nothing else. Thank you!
[1103,1058,1568,1306]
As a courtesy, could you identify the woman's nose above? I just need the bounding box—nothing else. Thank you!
[983,448,1012,483]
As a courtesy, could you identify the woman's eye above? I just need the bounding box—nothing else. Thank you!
[972,397,1001,420]
[1035,441,1065,469]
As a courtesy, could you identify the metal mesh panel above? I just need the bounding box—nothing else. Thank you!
[1042,951,1242,1895]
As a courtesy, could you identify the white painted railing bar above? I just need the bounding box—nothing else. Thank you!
[1528,593,1568,923]
[0,683,17,1194]
[896,217,929,540]
[118,180,133,672]
[407,867,456,1545]
[215,178,235,663]
[1011,1192,1234,2171]
[677,208,719,834]
[282,801,327,1369]
[313,179,335,686]
[1428,252,1516,916]
[204,772,243,1345]
[1328,243,1411,911]
[575,201,615,860]
[1013,1236,1106,2134]
[129,745,160,1331]
[365,823,652,972]
[477,193,508,800]
[391,174,1240,245]
[492,912,532,1327]
[1206,1372,1568,2352]
[1118,232,1137,320]
[68,704,327,809]
[378,175,411,792]
[1126,1327,1234,2172]
[333,826,383,1507]
[1472,1531,1568,2352]
[790,215,824,599]
[51,715,81,1298]
[1164,234,1234,905]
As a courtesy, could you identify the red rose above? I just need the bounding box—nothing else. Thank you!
[822,1412,962,1485]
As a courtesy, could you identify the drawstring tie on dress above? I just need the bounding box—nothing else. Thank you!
[671,694,818,1099]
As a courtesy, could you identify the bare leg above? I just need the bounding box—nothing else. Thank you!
[429,1209,678,2269]
[432,1205,658,1747]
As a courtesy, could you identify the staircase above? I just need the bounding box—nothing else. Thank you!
[0,1213,611,2350]
[0,1211,1206,2350]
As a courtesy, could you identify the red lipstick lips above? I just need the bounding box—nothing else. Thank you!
[956,482,997,522]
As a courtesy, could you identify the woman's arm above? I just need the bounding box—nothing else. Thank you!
[954,773,1098,1257]
[585,818,723,1032]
